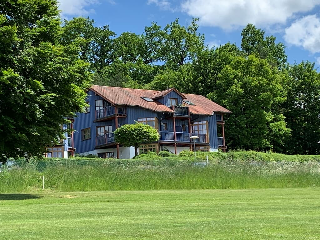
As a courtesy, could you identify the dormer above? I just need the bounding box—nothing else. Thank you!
[152,88,186,107]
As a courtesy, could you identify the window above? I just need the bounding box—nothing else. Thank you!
[81,128,91,141]
[139,144,159,154]
[85,101,90,113]
[98,152,114,158]
[192,121,208,143]
[97,125,112,137]
[137,117,159,129]
[46,147,64,158]
[168,98,178,106]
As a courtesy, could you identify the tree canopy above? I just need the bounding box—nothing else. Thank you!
[0,0,91,161]
[114,123,160,157]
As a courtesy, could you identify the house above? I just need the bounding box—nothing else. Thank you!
[73,85,231,159]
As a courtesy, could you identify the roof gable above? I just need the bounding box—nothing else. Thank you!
[152,88,186,100]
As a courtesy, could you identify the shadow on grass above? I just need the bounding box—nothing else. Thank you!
[0,194,42,200]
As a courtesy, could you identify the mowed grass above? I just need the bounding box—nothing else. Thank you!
[1,188,320,240]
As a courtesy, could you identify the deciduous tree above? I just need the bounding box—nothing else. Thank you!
[0,0,91,161]
[114,123,159,157]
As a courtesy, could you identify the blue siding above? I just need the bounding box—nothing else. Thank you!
[126,107,158,124]
[157,91,183,106]
[74,90,110,153]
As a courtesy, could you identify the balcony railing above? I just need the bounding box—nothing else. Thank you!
[96,133,115,147]
[218,137,224,146]
[173,106,189,117]
[160,132,208,143]
[95,107,115,120]
[191,134,208,143]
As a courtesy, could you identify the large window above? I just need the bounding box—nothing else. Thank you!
[139,144,159,154]
[192,121,208,142]
[137,117,159,129]
[97,125,113,137]
[81,128,91,141]
[95,99,109,111]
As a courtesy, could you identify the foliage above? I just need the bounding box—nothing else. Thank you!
[0,0,91,162]
[114,123,159,156]
[209,55,290,151]
[283,62,320,154]
[241,24,287,69]
[2,153,320,193]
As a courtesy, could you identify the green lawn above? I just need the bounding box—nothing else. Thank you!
[1,188,320,239]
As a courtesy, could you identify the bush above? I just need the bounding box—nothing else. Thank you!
[158,151,176,157]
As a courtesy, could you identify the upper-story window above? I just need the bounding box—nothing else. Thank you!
[168,98,178,107]
[138,117,158,129]
[95,100,108,111]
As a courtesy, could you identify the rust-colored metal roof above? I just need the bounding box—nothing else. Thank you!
[90,85,231,115]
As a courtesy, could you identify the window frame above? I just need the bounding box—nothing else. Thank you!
[169,98,178,107]
[137,117,159,130]
[139,144,159,154]
[46,147,64,158]
[81,128,91,141]
[192,121,209,143]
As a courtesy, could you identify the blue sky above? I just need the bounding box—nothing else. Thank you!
[58,0,320,67]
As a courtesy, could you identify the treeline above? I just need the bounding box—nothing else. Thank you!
[62,17,320,155]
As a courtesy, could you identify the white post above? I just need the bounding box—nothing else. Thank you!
[42,175,45,190]
[206,155,209,166]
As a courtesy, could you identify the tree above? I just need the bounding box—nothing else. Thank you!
[241,24,287,69]
[283,62,320,154]
[209,55,290,151]
[114,123,159,157]
[0,0,91,162]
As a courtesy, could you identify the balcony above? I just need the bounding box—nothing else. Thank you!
[173,106,189,117]
[95,107,115,121]
[190,134,208,143]
[160,132,208,143]
[96,133,115,147]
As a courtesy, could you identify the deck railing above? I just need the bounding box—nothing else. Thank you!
[95,106,115,120]
[95,133,115,147]
[160,132,208,143]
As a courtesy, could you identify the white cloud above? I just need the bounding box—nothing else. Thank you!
[181,0,320,30]
[57,0,100,16]
[284,15,320,54]
[147,0,174,11]
[207,40,221,49]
